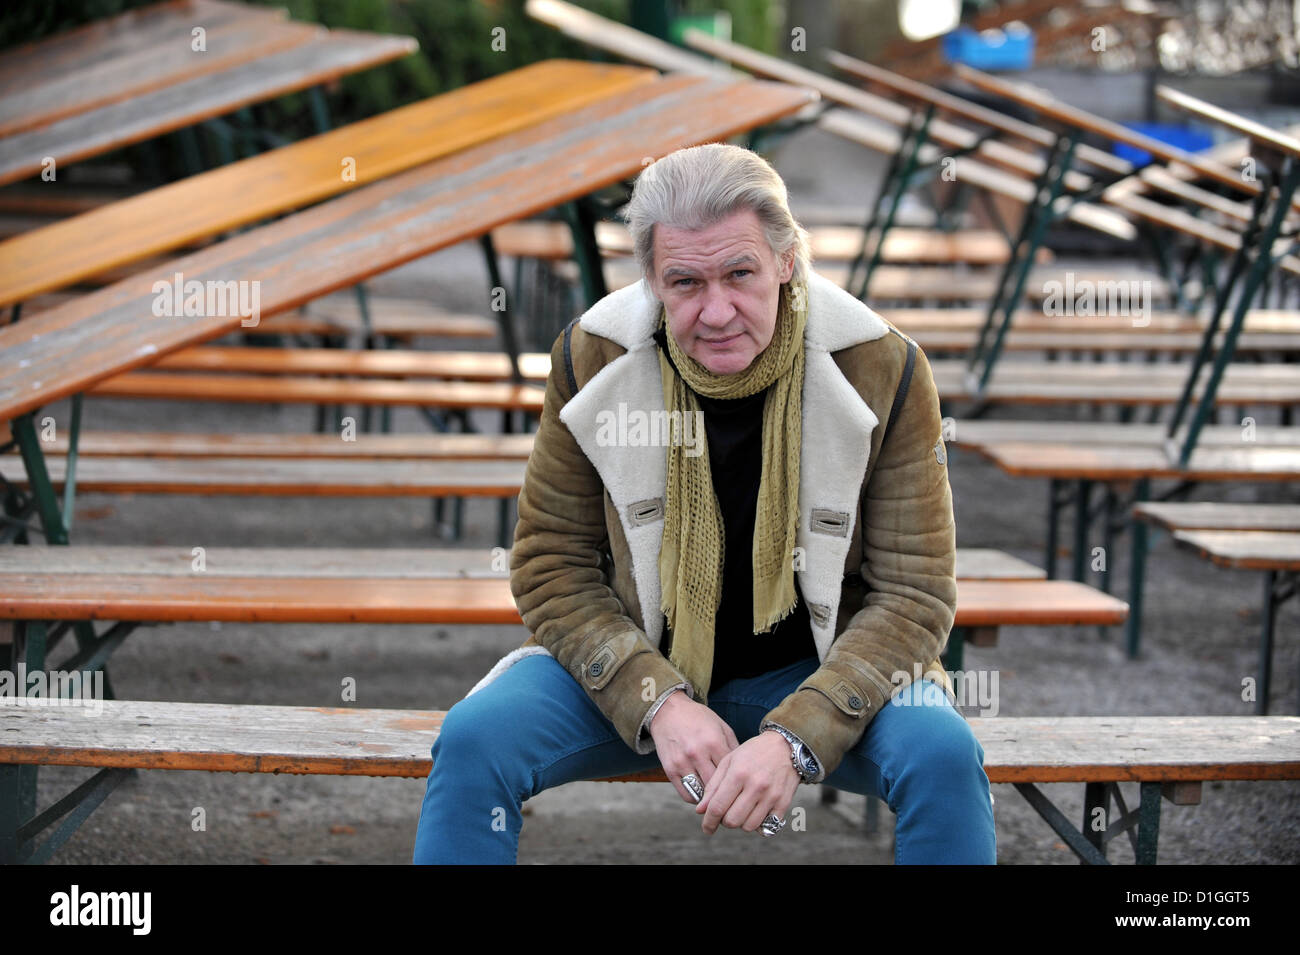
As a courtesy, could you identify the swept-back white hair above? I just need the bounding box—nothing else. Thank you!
[623,143,811,290]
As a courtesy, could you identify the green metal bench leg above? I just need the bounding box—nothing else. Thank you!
[944,626,965,671]
[1045,478,1065,579]
[1072,479,1093,583]
[1176,159,1300,467]
[1136,782,1161,865]
[12,413,68,545]
[4,767,131,865]
[1125,478,1151,659]
[1083,780,1110,860]
[1014,783,1109,865]
[856,105,936,300]
[563,199,609,310]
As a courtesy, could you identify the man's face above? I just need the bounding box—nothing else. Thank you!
[650,207,795,376]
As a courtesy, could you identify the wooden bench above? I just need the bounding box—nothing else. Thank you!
[147,346,553,381]
[0,59,657,308]
[928,359,1300,407]
[3,698,1294,864]
[0,13,418,189]
[0,0,305,138]
[491,220,1052,266]
[1133,502,1300,714]
[261,296,498,342]
[0,73,812,426]
[39,431,537,460]
[946,423,1300,661]
[0,545,1116,632]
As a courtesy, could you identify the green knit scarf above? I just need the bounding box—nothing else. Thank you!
[657,280,807,701]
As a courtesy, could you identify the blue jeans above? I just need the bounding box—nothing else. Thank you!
[412,654,996,864]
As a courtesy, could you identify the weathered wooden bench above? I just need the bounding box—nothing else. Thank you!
[0,59,656,308]
[258,297,498,342]
[929,359,1300,407]
[147,346,553,382]
[947,422,1300,661]
[491,219,1053,266]
[3,698,1294,864]
[1133,502,1300,714]
[0,6,418,189]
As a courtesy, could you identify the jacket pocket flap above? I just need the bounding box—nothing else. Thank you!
[581,628,648,691]
[801,668,871,718]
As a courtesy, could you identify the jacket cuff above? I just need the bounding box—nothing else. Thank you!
[635,682,692,755]
[762,663,887,778]
[566,625,692,753]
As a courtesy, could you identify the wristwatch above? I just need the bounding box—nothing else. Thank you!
[761,721,821,783]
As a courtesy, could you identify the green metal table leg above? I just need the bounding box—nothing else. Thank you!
[563,199,609,310]
[1046,478,1063,579]
[1072,479,1093,583]
[1136,782,1161,865]
[1125,478,1151,659]
[1014,783,1109,865]
[945,626,965,671]
[857,105,935,300]
[61,394,81,533]
[1083,781,1110,860]
[1179,159,1300,467]
[12,413,67,544]
[479,233,523,383]
[969,131,1080,394]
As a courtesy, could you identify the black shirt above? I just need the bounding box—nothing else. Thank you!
[653,326,816,692]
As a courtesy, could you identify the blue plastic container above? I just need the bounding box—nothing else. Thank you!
[941,26,1034,71]
[1113,123,1214,166]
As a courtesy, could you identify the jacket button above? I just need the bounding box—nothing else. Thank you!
[589,661,604,678]
[848,695,864,709]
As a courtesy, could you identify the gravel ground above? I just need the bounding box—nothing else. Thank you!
[21,125,1300,865]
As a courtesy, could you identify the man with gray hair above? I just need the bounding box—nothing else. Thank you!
[413,143,995,864]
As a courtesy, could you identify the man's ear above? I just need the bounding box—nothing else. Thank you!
[779,250,796,283]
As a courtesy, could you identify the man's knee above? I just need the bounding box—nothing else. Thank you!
[883,681,986,775]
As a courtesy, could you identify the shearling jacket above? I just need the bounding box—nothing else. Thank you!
[480,271,957,780]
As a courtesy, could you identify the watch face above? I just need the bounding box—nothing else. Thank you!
[798,747,819,775]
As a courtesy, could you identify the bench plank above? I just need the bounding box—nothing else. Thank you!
[1171,530,1300,571]
[0,73,815,422]
[40,431,536,459]
[151,346,553,381]
[0,546,507,578]
[0,544,1039,581]
[947,420,1300,448]
[2,456,527,497]
[0,60,656,305]
[0,28,419,189]
[1134,503,1300,533]
[0,570,1127,627]
[929,360,1300,406]
[2,700,1295,784]
[971,442,1300,481]
[954,549,1046,579]
[89,372,545,411]
[0,11,316,137]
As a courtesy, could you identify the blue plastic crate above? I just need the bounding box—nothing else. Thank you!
[941,26,1034,71]
[1113,123,1214,166]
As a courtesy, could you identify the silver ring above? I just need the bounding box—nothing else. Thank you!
[681,773,704,803]
[761,813,786,837]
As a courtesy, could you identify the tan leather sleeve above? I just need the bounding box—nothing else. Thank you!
[509,329,691,753]
[763,347,957,777]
